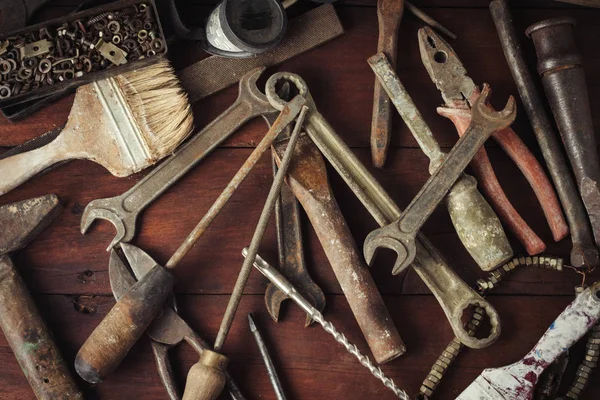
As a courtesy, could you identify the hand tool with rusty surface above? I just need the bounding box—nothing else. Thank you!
[457,281,600,400]
[489,0,599,270]
[527,18,600,250]
[555,0,600,5]
[272,131,406,362]
[75,97,305,384]
[0,60,194,196]
[371,0,404,168]
[108,246,245,400]
[369,52,513,271]
[363,85,516,275]
[267,135,326,326]
[81,67,278,251]
[248,314,287,400]
[245,250,409,399]
[0,0,50,35]
[264,71,500,349]
[0,195,83,400]
[182,105,308,400]
[419,26,569,256]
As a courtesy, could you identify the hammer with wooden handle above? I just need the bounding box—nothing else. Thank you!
[0,195,83,400]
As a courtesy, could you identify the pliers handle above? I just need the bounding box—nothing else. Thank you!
[437,86,568,255]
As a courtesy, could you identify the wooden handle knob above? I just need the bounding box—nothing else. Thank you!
[75,265,174,383]
[182,350,229,400]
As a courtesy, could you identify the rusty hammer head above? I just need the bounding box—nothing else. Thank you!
[0,194,62,256]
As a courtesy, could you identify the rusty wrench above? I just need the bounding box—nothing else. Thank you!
[266,118,326,326]
[419,27,568,255]
[371,0,404,168]
[363,85,516,275]
[264,72,501,349]
[80,67,277,250]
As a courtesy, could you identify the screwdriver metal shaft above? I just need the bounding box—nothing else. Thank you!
[248,314,287,400]
[243,249,409,400]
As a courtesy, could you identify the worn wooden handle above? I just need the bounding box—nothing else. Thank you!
[0,256,83,400]
[182,350,228,400]
[0,131,70,196]
[75,264,174,384]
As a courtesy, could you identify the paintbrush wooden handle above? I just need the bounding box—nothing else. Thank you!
[0,132,71,196]
[522,283,600,374]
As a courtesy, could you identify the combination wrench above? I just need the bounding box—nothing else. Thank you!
[265,72,501,349]
[363,84,517,275]
[80,67,278,250]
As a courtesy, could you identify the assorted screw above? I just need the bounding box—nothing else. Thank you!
[0,2,166,100]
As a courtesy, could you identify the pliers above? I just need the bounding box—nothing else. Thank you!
[418,26,568,255]
[108,245,246,400]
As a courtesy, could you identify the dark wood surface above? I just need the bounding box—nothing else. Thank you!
[1,0,600,399]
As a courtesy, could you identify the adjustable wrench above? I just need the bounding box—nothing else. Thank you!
[80,67,278,250]
[264,72,501,349]
[363,85,516,275]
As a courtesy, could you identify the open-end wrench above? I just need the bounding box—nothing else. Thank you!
[80,67,278,250]
[266,112,326,327]
[363,85,516,275]
[264,72,501,349]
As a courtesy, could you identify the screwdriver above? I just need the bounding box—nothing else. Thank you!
[182,105,308,400]
[244,249,409,399]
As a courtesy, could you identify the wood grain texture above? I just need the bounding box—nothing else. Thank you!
[1,0,600,399]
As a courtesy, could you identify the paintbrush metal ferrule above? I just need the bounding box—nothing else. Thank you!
[93,78,151,171]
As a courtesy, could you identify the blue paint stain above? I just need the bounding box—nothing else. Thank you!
[549,322,556,330]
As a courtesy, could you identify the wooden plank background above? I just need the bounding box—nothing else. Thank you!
[1,0,599,398]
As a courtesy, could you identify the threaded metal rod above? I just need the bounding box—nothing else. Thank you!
[244,249,408,399]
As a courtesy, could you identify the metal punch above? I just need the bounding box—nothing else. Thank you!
[108,246,245,400]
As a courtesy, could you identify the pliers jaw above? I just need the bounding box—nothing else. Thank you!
[418,26,477,108]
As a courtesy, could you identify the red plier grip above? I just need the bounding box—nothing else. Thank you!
[437,89,568,255]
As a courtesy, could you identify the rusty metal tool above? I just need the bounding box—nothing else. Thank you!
[75,96,305,385]
[457,281,600,400]
[363,85,516,274]
[0,195,83,400]
[273,132,406,362]
[264,71,500,349]
[555,0,600,6]
[369,52,513,271]
[371,0,404,168]
[404,2,456,39]
[108,247,245,400]
[419,26,569,256]
[489,0,599,269]
[81,67,278,251]
[245,250,409,399]
[182,105,308,400]
[267,132,326,326]
[248,314,286,400]
[527,18,600,250]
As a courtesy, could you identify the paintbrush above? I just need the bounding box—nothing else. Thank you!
[0,59,194,196]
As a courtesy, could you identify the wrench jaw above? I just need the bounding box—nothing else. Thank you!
[238,66,269,106]
[450,299,501,350]
[80,199,135,251]
[470,84,517,132]
[265,72,313,111]
[363,226,416,275]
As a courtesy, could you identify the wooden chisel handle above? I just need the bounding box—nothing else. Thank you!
[0,256,83,400]
[437,106,547,255]
[75,264,174,384]
[275,135,406,363]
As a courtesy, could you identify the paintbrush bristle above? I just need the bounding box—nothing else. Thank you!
[117,59,194,160]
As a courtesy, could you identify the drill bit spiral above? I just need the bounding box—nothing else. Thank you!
[312,312,408,399]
